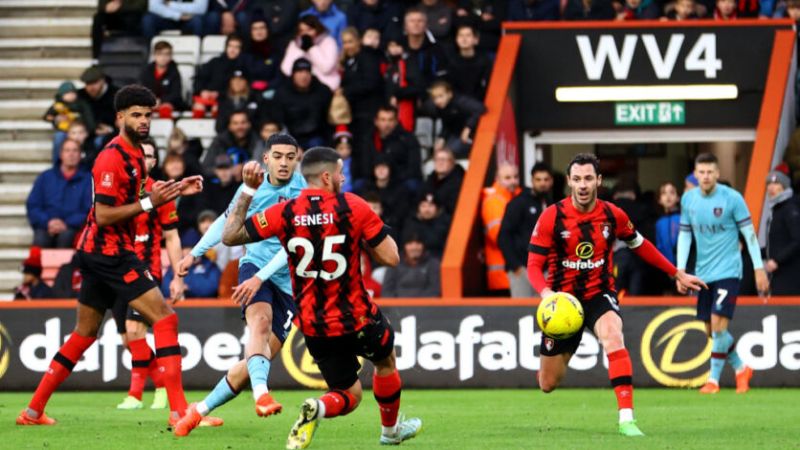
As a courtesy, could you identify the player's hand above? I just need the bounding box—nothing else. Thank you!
[150,180,181,206]
[231,276,263,306]
[675,279,688,294]
[169,276,186,304]
[179,175,204,196]
[242,161,264,190]
[177,253,197,277]
[755,268,769,299]
[674,269,707,293]
[539,288,555,299]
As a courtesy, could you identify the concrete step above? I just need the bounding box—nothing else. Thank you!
[0,249,30,271]
[0,59,92,79]
[0,79,81,100]
[0,38,91,59]
[0,162,51,183]
[0,183,33,203]
[0,270,23,292]
[0,18,92,38]
[0,227,32,247]
[0,99,50,120]
[0,204,29,228]
[0,140,52,162]
[0,120,53,141]
[0,0,96,18]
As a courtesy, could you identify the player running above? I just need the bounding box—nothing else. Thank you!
[527,153,706,437]
[676,152,766,394]
[173,133,306,436]
[221,147,422,449]
[16,85,203,426]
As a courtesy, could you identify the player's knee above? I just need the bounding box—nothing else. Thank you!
[538,372,560,393]
[248,314,272,336]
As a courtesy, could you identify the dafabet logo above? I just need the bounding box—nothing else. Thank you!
[640,308,710,387]
[0,321,11,379]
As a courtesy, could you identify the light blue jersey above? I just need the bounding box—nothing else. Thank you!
[191,172,306,295]
[677,184,763,283]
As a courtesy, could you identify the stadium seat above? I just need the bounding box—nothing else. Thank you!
[201,35,227,64]
[176,118,216,148]
[415,117,436,149]
[150,118,174,149]
[150,35,200,65]
[176,64,195,104]
[99,36,148,87]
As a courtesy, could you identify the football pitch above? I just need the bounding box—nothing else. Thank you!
[0,388,797,449]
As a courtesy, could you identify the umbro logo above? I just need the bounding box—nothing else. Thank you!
[560,231,571,239]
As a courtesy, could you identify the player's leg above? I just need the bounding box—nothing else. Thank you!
[708,279,751,393]
[245,301,281,415]
[537,330,580,393]
[119,318,152,409]
[18,302,104,425]
[696,284,722,393]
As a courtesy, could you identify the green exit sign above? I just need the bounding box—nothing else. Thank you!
[615,101,685,126]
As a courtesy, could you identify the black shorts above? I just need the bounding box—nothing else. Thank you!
[111,277,162,334]
[540,290,622,357]
[303,310,394,390]
[697,278,740,321]
[239,263,297,344]
[77,251,158,315]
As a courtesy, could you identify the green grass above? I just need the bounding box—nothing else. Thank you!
[1,389,798,449]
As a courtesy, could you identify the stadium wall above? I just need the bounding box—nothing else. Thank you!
[2,298,799,390]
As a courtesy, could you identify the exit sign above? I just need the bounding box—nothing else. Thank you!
[615,101,685,126]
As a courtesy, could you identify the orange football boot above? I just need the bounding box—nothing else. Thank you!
[255,393,283,417]
[16,410,56,425]
[735,366,753,394]
[699,381,720,394]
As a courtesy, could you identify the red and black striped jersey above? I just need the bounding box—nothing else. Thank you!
[528,198,638,300]
[245,189,389,337]
[78,136,147,256]
[133,177,179,281]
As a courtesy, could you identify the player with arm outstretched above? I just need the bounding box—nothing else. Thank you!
[676,152,767,394]
[17,85,204,427]
[527,153,706,437]
[173,133,306,437]
[222,147,422,449]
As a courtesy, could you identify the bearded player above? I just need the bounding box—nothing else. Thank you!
[527,153,706,437]
[221,147,422,449]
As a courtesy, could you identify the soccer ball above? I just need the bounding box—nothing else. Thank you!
[536,292,584,339]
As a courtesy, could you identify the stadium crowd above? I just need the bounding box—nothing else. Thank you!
[18,0,800,299]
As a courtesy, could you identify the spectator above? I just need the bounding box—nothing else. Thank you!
[204,0,248,35]
[498,162,554,297]
[563,0,616,20]
[616,0,662,19]
[193,34,245,118]
[340,27,384,151]
[453,0,506,54]
[508,0,561,21]
[66,121,96,170]
[202,154,240,217]
[362,190,399,243]
[361,27,382,50]
[301,0,348,48]
[424,147,465,215]
[365,105,423,192]
[251,118,283,163]
[13,247,54,300]
[26,139,92,248]
[401,7,446,86]
[166,127,204,177]
[382,233,441,297]
[52,253,82,298]
[46,81,95,162]
[685,172,698,191]
[189,209,245,271]
[714,0,739,18]
[772,0,800,18]
[202,110,259,177]
[242,14,283,91]
[481,163,521,293]
[78,66,119,151]
[612,179,655,295]
[245,0,298,49]
[358,159,411,239]
[141,0,206,40]
[333,126,356,192]
[655,181,681,265]
[91,0,146,58]
[280,15,341,91]
[442,24,492,100]
[764,171,800,295]
[665,0,702,19]
[215,69,263,132]
[274,58,333,148]
[162,233,222,298]
[420,0,454,40]
[403,192,451,258]
[347,0,403,42]
[138,40,187,117]
[382,38,425,132]
[423,80,487,158]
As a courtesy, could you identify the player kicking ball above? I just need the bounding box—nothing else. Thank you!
[676,152,765,394]
[173,134,306,436]
[222,147,422,449]
[527,153,706,437]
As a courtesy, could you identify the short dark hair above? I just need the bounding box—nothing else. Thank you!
[266,133,299,151]
[566,153,600,177]
[429,80,452,93]
[299,14,329,36]
[531,162,552,177]
[695,152,718,166]
[226,34,244,47]
[228,109,250,124]
[376,104,398,117]
[455,23,478,37]
[153,40,172,52]
[140,136,157,149]
[301,146,340,179]
[114,84,157,112]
